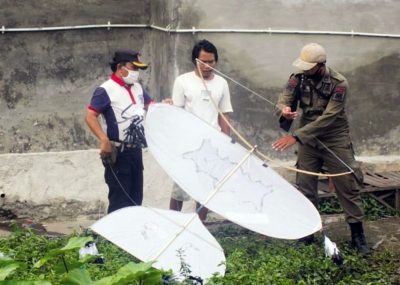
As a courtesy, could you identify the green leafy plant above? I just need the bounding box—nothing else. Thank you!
[0,231,165,284]
[0,227,398,284]
[207,226,399,285]
[319,194,397,219]
[62,261,162,285]
[0,254,20,281]
[34,236,93,271]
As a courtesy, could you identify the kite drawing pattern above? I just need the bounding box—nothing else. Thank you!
[183,138,274,212]
[91,207,225,281]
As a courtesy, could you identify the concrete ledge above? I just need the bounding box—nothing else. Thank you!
[0,149,178,220]
[0,150,398,220]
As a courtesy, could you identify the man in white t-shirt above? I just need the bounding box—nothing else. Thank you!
[169,39,233,222]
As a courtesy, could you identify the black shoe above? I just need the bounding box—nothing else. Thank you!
[297,234,315,245]
[350,222,371,257]
[351,232,371,256]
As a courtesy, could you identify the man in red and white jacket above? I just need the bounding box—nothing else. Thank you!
[85,50,153,213]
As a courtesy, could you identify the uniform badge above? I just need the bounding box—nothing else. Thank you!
[287,78,298,91]
[332,86,346,102]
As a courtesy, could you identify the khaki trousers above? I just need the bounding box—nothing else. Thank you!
[296,142,364,223]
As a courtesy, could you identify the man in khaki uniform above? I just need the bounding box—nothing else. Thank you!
[272,43,370,256]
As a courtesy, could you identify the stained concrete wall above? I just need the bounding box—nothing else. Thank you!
[1,0,399,156]
[0,150,175,220]
[1,150,399,220]
[168,0,400,158]
[1,0,399,219]
[0,0,151,153]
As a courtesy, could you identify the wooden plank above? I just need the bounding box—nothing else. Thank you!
[363,171,400,187]
[364,173,387,186]
[380,172,400,181]
[382,171,400,179]
[370,193,396,211]
[306,171,400,212]
[364,175,389,186]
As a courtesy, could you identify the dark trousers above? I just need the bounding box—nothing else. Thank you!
[296,142,364,223]
[104,147,143,213]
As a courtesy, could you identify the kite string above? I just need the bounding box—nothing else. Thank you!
[195,59,353,177]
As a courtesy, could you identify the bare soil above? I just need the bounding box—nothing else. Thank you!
[0,212,398,255]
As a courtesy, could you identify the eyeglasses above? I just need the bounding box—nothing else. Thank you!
[199,60,216,66]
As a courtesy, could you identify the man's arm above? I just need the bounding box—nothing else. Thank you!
[142,88,154,110]
[218,79,233,135]
[293,82,348,144]
[171,77,185,107]
[218,113,231,135]
[275,75,300,131]
[85,109,112,157]
[272,75,301,150]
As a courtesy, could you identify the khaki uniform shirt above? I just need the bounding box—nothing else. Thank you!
[277,67,351,147]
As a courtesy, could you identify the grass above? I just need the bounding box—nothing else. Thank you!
[0,195,398,284]
[0,222,398,284]
[208,226,399,285]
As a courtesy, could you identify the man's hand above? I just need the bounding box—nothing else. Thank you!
[281,106,298,120]
[162,97,173,105]
[272,135,297,151]
[100,137,112,158]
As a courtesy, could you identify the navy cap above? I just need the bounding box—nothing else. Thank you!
[112,50,148,70]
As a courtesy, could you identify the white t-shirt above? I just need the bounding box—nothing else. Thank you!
[172,71,233,130]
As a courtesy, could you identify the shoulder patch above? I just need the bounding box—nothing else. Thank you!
[332,86,346,102]
[287,78,298,90]
[329,68,346,82]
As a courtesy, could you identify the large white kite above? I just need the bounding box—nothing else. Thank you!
[146,103,321,239]
[91,207,225,281]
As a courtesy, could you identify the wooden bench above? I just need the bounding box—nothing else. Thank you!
[317,171,400,212]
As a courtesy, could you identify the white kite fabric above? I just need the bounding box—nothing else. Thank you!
[91,206,225,280]
[146,103,322,239]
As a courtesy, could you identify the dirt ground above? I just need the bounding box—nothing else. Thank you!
[323,215,400,253]
[207,214,400,254]
[0,212,398,255]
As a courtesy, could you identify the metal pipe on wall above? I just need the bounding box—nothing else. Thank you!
[1,22,149,33]
[1,22,400,38]
[150,25,400,38]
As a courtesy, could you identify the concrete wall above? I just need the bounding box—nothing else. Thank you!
[170,0,400,158]
[0,0,151,153]
[1,0,399,156]
[1,150,399,220]
[0,150,176,220]
[1,0,399,218]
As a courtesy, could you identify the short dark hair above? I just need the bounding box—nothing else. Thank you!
[191,39,218,65]
[110,61,126,72]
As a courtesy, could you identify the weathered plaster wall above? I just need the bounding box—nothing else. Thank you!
[170,0,400,158]
[1,0,398,156]
[0,150,176,220]
[1,150,398,220]
[0,0,151,153]
[0,0,399,218]
[148,1,180,100]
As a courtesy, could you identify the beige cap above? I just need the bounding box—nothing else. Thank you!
[292,43,326,71]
